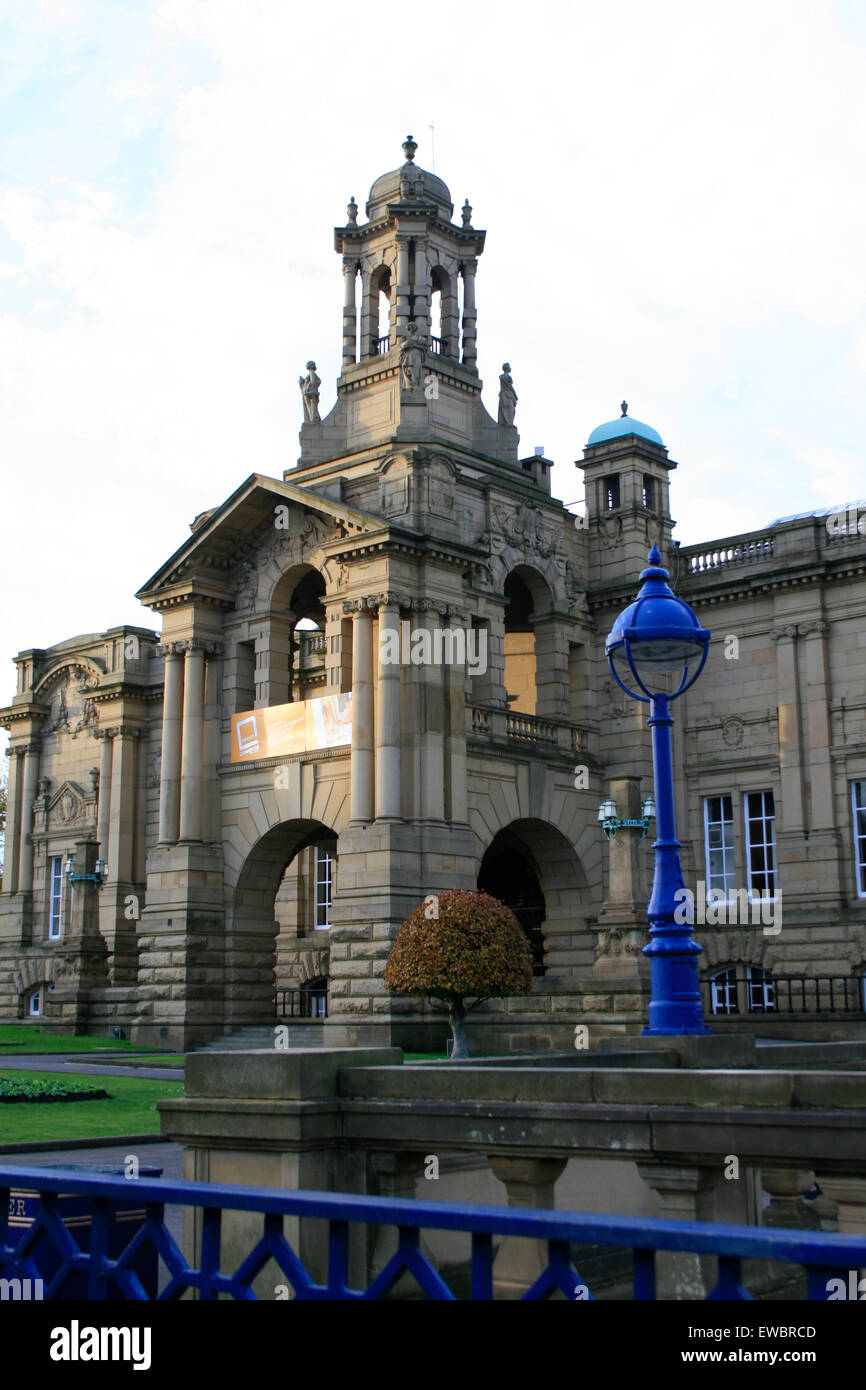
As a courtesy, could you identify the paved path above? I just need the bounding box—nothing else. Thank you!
[0,1053,184,1080]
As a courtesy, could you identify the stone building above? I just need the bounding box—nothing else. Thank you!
[2,137,865,1050]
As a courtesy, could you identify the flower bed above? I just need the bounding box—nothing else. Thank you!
[0,1077,109,1103]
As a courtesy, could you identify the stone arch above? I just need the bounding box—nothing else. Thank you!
[33,658,103,698]
[13,957,60,1018]
[475,817,595,976]
[222,816,339,1029]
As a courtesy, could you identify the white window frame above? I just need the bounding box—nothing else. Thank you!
[744,790,777,900]
[709,966,738,1016]
[703,794,736,896]
[314,846,333,931]
[746,965,774,1014]
[851,780,866,899]
[48,855,64,939]
[29,988,41,1017]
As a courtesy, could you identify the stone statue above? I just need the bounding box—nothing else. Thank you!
[346,195,358,225]
[299,361,321,423]
[498,362,518,427]
[399,322,427,390]
[462,198,472,227]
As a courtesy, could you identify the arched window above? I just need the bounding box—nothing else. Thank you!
[29,988,41,1017]
[708,965,774,1015]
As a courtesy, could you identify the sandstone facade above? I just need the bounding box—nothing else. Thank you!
[2,139,865,1049]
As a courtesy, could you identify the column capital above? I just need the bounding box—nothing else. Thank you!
[798,620,828,637]
[461,258,478,276]
[103,724,142,741]
[769,625,798,643]
[369,590,411,613]
[411,597,449,618]
[155,641,188,657]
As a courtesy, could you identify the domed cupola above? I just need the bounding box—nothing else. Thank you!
[587,401,664,449]
[366,135,454,223]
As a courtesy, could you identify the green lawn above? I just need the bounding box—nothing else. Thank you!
[0,1026,162,1055]
[0,1070,183,1143]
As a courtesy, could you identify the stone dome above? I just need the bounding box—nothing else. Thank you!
[365,135,454,222]
[587,403,664,448]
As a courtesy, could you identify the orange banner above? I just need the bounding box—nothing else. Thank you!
[230,693,353,763]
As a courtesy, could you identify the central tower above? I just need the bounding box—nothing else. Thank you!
[298,136,518,466]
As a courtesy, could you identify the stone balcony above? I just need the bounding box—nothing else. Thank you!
[468,703,597,761]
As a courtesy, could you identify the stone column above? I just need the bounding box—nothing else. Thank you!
[533,616,569,718]
[412,242,430,338]
[107,726,140,983]
[800,621,832,824]
[375,601,402,821]
[179,643,205,843]
[638,1164,719,1299]
[3,749,22,895]
[17,742,40,892]
[96,732,113,859]
[350,606,374,823]
[359,269,374,358]
[108,728,138,885]
[158,645,184,845]
[771,625,804,832]
[342,258,357,366]
[488,1156,568,1299]
[419,607,445,823]
[442,273,459,357]
[461,259,478,368]
[394,238,410,343]
[446,609,468,825]
[814,1175,866,1239]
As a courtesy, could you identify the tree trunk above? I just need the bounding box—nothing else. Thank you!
[448,997,469,1060]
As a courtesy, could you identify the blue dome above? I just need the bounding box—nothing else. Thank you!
[587,408,664,448]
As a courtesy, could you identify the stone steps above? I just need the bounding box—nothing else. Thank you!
[194,1023,326,1052]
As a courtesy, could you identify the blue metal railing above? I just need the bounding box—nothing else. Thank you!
[3,1165,866,1301]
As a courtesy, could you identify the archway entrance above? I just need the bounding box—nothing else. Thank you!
[478,842,546,975]
[477,819,591,978]
[226,818,337,1031]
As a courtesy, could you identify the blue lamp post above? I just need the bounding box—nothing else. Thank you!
[605,545,712,1035]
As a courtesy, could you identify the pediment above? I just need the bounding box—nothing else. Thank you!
[47,780,90,827]
[137,473,383,603]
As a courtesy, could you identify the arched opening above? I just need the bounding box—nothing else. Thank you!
[269,564,327,705]
[477,819,591,978]
[478,841,546,975]
[370,265,391,351]
[227,818,337,1031]
[429,266,443,346]
[503,566,553,716]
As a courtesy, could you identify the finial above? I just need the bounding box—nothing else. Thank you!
[621,400,628,417]
[346,195,358,225]
[648,544,661,566]
[462,197,472,227]
[402,134,418,163]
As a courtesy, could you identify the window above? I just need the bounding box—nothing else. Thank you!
[29,988,41,1017]
[48,856,64,939]
[709,967,738,1015]
[642,474,654,510]
[745,790,776,898]
[604,475,620,511]
[314,846,333,930]
[852,781,866,897]
[746,966,774,1014]
[703,795,735,895]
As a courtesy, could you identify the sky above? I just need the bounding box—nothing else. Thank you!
[1,0,865,749]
